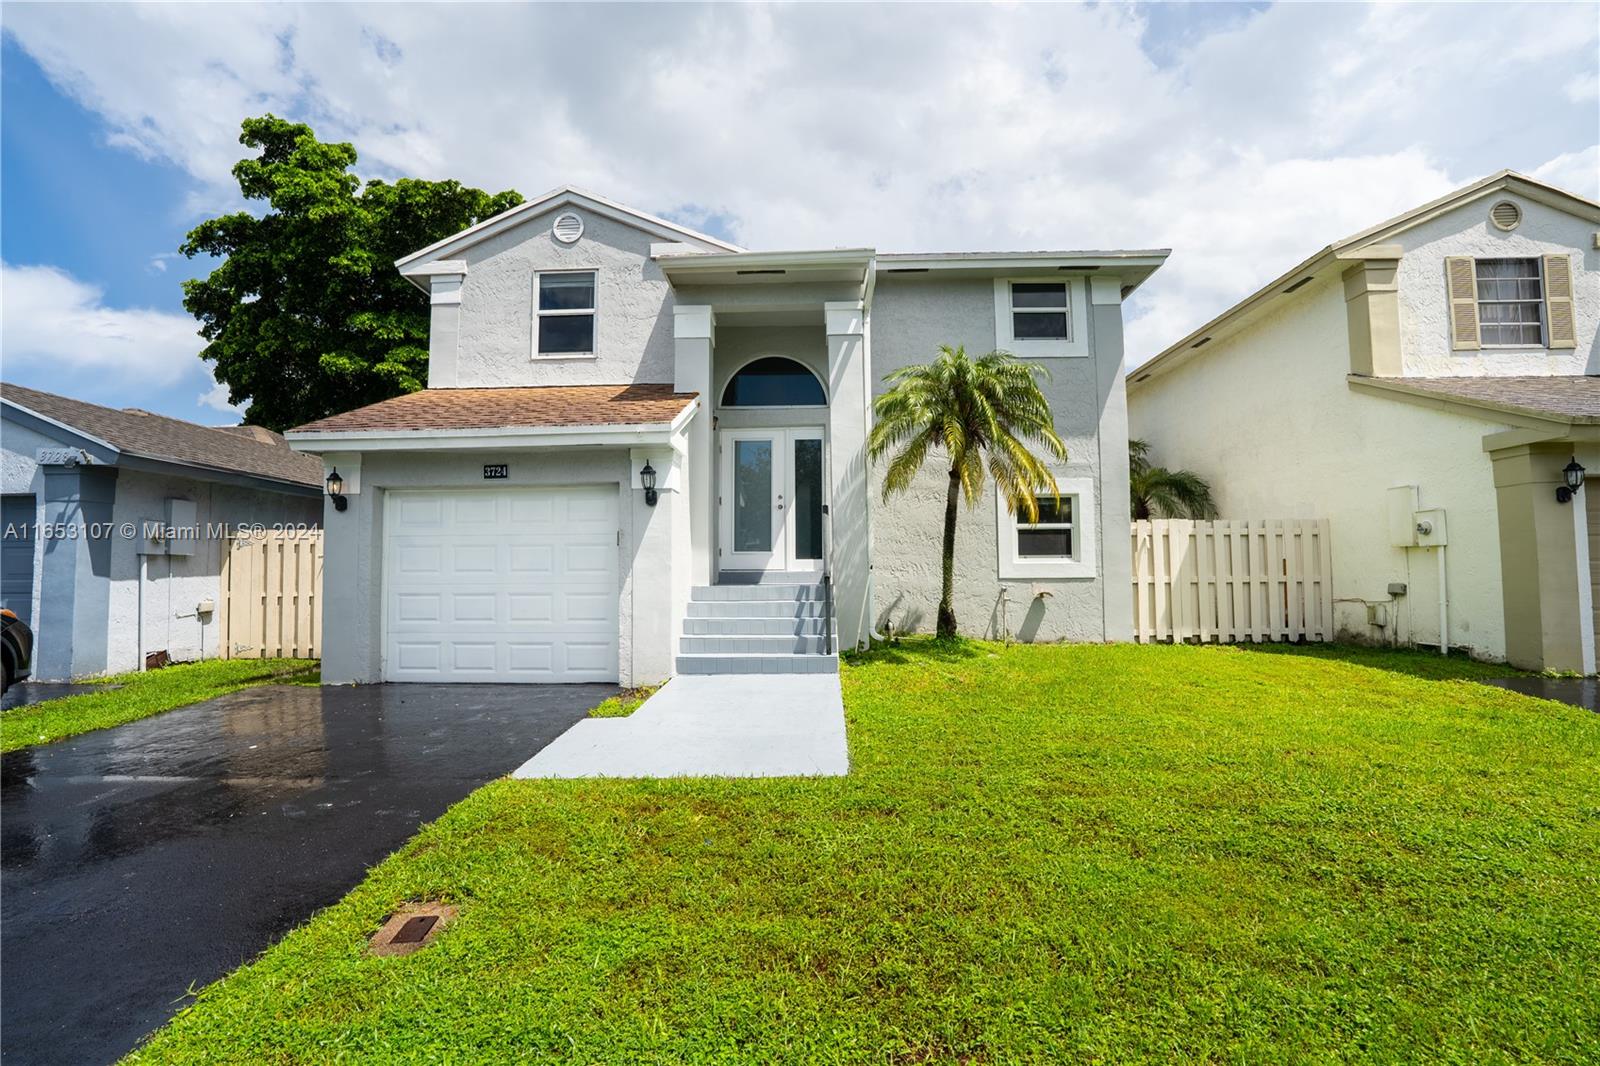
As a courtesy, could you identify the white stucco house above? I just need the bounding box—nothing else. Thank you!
[1,383,324,679]
[287,187,1166,685]
[1128,171,1600,673]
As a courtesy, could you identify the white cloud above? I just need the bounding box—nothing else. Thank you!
[1,262,203,384]
[1533,146,1600,203]
[198,381,244,415]
[4,2,1595,370]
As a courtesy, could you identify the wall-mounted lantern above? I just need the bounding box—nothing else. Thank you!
[640,461,658,507]
[326,467,348,512]
[1557,457,1586,504]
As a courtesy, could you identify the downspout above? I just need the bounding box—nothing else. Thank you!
[1437,545,1449,657]
[862,256,891,645]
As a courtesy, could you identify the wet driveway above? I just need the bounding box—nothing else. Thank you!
[1482,675,1600,712]
[0,682,613,1066]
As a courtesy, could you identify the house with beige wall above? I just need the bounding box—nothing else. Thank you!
[1129,171,1599,672]
[288,187,1165,685]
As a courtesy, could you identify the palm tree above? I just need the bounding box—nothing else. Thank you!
[869,345,1067,639]
[1129,439,1217,520]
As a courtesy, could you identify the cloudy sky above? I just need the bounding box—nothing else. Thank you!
[2,2,1596,425]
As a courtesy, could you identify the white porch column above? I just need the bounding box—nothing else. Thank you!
[674,305,715,585]
[418,260,467,388]
[825,300,871,649]
[1090,276,1135,642]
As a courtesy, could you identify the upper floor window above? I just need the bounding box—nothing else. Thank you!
[720,357,826,407]
[1476,258,1544,347]
[1010,282,1070,340]
[537,271,595,356]
[992,277,1089,357]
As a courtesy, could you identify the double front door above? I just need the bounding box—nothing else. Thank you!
[718,429,825,573]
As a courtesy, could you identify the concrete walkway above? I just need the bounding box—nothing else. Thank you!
[513,674,849,778]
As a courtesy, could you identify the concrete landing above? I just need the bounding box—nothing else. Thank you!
[512,674,849,778]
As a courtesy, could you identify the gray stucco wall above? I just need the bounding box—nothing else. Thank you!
[448,208,679,388]
[318,447,674,686]
[866,274,1122,642]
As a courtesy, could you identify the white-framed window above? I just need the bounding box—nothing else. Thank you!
[535,270,597,357]
[993,278,1088,357]
[1475,258,1544,347]
[996,475,1097,579]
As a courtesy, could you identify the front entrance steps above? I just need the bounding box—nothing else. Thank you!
[676,582,839,675]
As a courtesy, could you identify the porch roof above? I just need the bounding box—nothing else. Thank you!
[1349,374,1600,427]
[286,385,699,448]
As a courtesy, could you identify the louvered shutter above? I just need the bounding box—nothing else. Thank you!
[1446,256,1480,351]
[1543,254,1577,349]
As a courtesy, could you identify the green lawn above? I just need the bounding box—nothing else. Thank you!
[1,658,318,752]
[130,641,1597,1064]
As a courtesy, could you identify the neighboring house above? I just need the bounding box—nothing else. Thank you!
[1,383,324,678]
[287,187,1166,685]
[1128,171,1600,673]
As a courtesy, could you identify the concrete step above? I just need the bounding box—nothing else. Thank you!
[683,616,831,636]
[680,634,831,655]
[686,599,825,619]
[692,584,824,602]
[676,653,839,675]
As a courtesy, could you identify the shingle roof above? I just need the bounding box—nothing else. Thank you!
[287,384,698,435]
[0,382,323,488]
[1383,375,1600,424]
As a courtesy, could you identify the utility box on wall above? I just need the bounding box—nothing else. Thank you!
[1387,485,1420,547]
[144,498,198,556]
[1414,508,1448,547]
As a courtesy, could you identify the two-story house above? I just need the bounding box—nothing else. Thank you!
[286,188,1166,685]
[1129,171,1600,673]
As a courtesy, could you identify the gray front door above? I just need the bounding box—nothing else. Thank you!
[2,495,36,626]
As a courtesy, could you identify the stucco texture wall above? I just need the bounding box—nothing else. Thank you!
[1396,194,1599,377]
[867,275,1114,642]
[452,208,677,388]
[1129,276,1515,659]
[317,447,672,686]
[106,472,321,674]
[2,418,55,629]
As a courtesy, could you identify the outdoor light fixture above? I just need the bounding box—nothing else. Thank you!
[326,467,348,512]
[640,461,658,507]
[1557,457,1586,504]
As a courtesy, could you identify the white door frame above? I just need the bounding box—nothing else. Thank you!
[717,428,827,574]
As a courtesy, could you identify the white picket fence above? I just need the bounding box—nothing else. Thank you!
[1131,519,1334,644]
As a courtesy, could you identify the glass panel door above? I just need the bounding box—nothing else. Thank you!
[732,439,774,553]
[789,433,825,569]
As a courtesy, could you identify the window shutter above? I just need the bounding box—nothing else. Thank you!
[1543,254,1577,349]
[1446,256,1480,351]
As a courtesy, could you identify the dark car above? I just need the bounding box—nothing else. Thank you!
[2,608,33,694]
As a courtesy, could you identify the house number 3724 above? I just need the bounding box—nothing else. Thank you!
[483,464,509,480]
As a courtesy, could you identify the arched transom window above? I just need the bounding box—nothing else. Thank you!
[720,357,827,407]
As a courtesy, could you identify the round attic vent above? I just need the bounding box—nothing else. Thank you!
[552,212,584,244]
[1490,200,1522,231]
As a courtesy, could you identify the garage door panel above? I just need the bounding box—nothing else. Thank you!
[385,486,619,683]
[396,496,444,527]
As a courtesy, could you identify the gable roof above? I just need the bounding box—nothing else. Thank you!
[394,185,744,282]
[0,382,323,490]
[1130,170,1600,391]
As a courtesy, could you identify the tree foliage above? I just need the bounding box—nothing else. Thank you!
[868,345,1067,638]
[1129,438,1218,520]
[181,115,522,431]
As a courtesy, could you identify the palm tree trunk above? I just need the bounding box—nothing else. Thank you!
[938,467,960,638]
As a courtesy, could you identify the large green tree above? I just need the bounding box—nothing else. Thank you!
[181,115,522,430]
[868,345,1067,639]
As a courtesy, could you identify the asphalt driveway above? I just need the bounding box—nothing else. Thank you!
[0,681,614,1066]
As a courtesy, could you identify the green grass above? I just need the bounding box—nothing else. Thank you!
[588,684,663,719]
[130,641,1598,1064]
[2,658,319,752]
[1237,640,1535,681]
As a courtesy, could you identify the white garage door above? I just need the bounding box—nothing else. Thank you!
[383,487,619,682]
